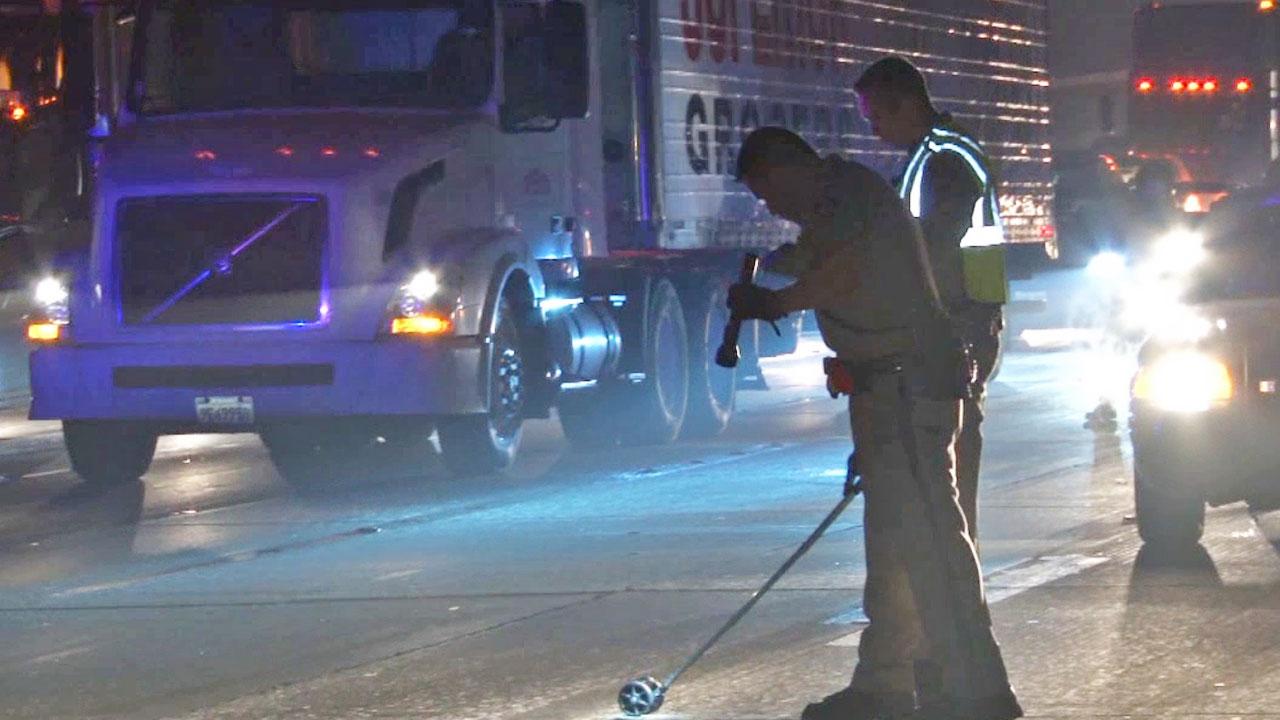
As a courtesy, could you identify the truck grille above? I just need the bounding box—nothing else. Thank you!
[117,195,326,326]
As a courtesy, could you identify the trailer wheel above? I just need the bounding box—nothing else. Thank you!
[438,301,525,475]
[681,283,736,438]
[623,278,689,445]
[63,421,157,487]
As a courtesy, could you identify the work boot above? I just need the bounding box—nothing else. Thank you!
[800,687,915,720]
[913,690,1024,720]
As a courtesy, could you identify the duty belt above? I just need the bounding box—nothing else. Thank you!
[823,355,905,398]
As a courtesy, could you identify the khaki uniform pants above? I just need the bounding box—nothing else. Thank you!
[957,325,1000,555]
[847,372,1012,701]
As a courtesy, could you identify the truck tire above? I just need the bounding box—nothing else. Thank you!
[63,421,157,487]
[438,301,525,475]
[1134,466,1205,549]
[681,283,736,439]
[623,277,689,445]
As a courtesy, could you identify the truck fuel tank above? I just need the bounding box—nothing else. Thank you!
[547,300,622,383]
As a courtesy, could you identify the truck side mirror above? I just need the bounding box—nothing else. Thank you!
[500,0,588,132]
[89,112,113,139]
[543,0,588,119]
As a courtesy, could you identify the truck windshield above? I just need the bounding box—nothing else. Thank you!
[134,0,492,114]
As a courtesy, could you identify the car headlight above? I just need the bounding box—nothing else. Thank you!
[1087,251,1126,278]
[1152,229,1206,272]
[1132,350,1233,413]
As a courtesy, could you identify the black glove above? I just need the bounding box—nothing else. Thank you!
[727,283,786,322]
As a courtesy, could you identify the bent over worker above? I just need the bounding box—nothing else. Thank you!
[854,56,1007,554]
[727,127,1022,720]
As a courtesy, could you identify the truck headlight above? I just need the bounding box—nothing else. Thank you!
[35,276,69,308]
[385,268,452,336]
[1133,350,1233,413]
[27,276,69,343]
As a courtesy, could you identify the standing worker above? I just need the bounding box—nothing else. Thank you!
[851,55,1012,718]
[854,56,1006,552]
[727,127,1022,720]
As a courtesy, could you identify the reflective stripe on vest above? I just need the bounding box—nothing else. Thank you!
[900,129,1004,248]
[899,125,1008,304]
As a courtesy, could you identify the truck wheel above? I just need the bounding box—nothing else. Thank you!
[63,421,157,487]
[438,302,525,475]
[1134,465,1205,549]
[681,283,736,438]
[624,278,689,445]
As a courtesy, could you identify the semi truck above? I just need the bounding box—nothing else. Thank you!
[5,0,1052,484]
[1128,1,1276,203]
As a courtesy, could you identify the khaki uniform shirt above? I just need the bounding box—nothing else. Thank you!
[768,156,945,361]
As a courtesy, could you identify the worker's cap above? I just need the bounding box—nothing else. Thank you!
[735,127,818,181]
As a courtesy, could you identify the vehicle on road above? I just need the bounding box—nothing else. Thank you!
[1130,196,1280,548]
[12,0,1052,485]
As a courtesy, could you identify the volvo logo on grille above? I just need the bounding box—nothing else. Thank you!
[214,254,233,277]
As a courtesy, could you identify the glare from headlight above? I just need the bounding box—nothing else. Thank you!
[1088,251,1126,278]
[1153,229,1206,271]
[404,269,440,301]
[1133,351,1234,413]
[34,277,68,307]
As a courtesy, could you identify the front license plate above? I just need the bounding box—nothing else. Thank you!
[196,396,255,425]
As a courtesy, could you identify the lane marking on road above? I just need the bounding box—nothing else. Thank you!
[614,443,794,482]
[374,569,424,582]
[21,468,71,480]
[826,554,1108,647]
[23,643,96,666]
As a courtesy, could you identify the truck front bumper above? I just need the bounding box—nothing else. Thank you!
[29,337,488,426]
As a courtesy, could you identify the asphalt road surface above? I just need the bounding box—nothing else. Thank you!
[2,339,1278,719]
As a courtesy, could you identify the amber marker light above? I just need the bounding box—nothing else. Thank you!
[391,314,453,336]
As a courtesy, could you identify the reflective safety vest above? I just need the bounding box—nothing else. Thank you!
[898,124,1008,305]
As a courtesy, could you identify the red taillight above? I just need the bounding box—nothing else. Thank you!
[1187,80,1202,92]
[1203,79,1219,93]
[8,104,28,122]
[1236,78,1254,93]
[1170,79,1186,93]
[1262,0,1276,12]
[1136,78,1155,93]
[321,147,338,157]
[363,147,381,159]
[276,146,294,157]
[194,149,217,161]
